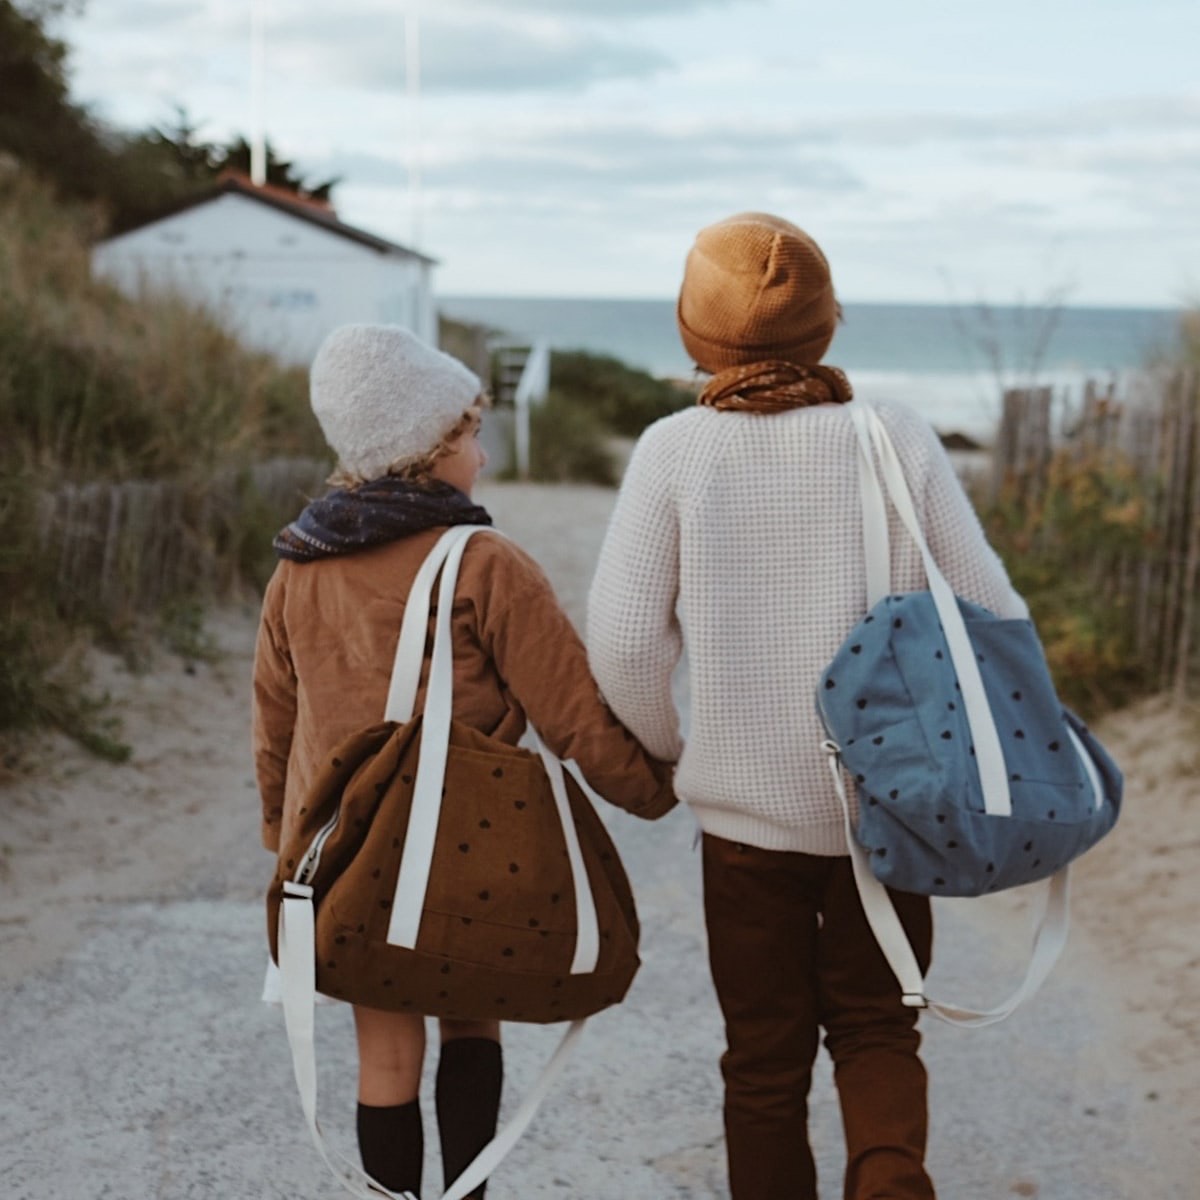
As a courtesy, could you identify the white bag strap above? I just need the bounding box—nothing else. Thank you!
[386,524,479,948]
[383,526,469,723]
[280,881,587,1200]
[279,523,601,1197]
[823,746,1071,1028]
[834,401,1070,1025]
[528,727,602,974]
[847,402,890,608]
[279,882,406,1199]
[856,404,1011,818]
[384,525,600,973]
[433,1017,587,1200]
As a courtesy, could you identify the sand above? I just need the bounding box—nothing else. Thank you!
[1,480,1197,1198]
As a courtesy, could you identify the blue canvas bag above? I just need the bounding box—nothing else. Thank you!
[816,402,1122,1026]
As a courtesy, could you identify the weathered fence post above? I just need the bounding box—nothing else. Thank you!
[36,458,330,624]
[1173,369,1200,701]
[992,386,1053,502]
[987,365,1200,705]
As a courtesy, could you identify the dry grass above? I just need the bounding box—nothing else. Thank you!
[0,169,329,753]
[0,171,326,481]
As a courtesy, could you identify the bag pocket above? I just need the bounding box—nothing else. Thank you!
[423,745,578,933]
[965,616,1085,789]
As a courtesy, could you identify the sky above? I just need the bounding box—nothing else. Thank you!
[61,0,1200,306]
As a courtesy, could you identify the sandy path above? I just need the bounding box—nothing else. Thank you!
[1,480,1196,1198]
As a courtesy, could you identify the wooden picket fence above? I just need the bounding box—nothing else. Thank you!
[993,368,1200,698]
[34,457,329,621]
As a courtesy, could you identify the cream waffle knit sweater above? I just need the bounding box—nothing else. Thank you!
[586,399,1026,856]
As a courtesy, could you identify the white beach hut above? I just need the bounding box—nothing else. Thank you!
[91,173,437,365]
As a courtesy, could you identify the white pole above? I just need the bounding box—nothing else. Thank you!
[515,394,530,481]
[405,4,422,248]
[250,0,267,186]
[512,343,549,482]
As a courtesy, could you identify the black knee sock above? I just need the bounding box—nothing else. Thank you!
[435,1037,503,1199]
[357,1099,424,1197]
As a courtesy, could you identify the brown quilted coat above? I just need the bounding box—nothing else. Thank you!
[253,527,677,856]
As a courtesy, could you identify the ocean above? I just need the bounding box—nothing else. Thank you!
[440,296,1183,438]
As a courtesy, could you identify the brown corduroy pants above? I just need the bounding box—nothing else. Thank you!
[702,835,936,1200]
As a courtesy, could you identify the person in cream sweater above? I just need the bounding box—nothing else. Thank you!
[587,213,1025,1200]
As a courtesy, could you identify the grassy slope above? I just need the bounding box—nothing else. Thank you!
[0,169,327,752]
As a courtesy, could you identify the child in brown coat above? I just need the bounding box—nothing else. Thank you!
[253,324,676,1198]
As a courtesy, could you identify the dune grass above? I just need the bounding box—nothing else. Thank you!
[0,169,328,757]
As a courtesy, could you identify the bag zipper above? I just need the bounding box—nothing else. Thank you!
[294,807,342,885]
[814,690,839,748]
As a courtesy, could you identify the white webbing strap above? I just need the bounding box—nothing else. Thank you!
[822,748,926,1005]
[862,403,1104,824]
[383,527,469,724]
[279,881,587,1200]
[386,525,479,948]
[856,403,1012,819]
[847,401,891,608]
[529,728,601,975]
[835,401,1071,1025]
[823,746,1071,1027]
[384,526,601,969]
[439,1020,587,1200]
[279,882,409,1199]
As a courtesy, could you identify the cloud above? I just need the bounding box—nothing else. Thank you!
[67,2,678,97]
[312,91,1200,207]
[260,9,672,94]
[317,120,863,200]
[64,0,205,32]
[317,88,1199,306]
[821,96,1200,149]
[500,0,756,12]
[417,22,669,92]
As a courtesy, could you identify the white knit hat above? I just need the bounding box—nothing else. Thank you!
[310,325,482,481]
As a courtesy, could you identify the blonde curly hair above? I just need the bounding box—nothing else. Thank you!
[328,395,488,489]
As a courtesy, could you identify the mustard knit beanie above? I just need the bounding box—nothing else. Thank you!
[310,325,481,481]
[676,212,840,372]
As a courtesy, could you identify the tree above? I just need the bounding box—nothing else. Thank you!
[217,136,340,203]
[139,106,222,184]
[0,0,104,188]
[124,116,341,202]
[0,1,340,231]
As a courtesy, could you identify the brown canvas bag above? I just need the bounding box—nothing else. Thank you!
[267,525,642,1200]
[266,715,640,1020]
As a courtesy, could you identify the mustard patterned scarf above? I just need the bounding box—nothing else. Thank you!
[697,360,854,413]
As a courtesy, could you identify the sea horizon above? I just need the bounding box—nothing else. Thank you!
[445,292,1183,312]
[440,295,1185,438]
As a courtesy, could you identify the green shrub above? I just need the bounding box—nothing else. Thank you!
[976,304,1200,714]
[980,452,1153,714]
[493,348,689,485]
[516,392,618,486]
[549,350,692,437]
[0,618,131,762]
[211,466,306,594]
[438,313,491,380]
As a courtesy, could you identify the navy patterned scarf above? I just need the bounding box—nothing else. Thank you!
[274,477,492,563]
